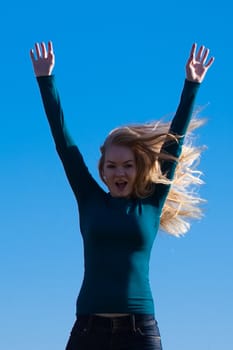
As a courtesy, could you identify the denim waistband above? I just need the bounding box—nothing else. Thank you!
[76,314,156,332]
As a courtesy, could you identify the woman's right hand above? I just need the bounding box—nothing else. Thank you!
[185,43,214,83]
[30,41,55,77]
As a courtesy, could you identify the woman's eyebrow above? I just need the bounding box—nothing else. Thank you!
[106,159,134,164]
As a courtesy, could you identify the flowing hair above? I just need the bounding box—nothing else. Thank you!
[98,115,206,236]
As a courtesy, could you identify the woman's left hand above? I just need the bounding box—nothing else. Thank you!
[186,43,214,83]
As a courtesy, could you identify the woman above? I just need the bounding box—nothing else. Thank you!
[30,41,214,350]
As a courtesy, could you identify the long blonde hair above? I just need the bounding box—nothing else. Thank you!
[98,116,206,236]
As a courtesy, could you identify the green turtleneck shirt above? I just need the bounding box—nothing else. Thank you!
[36,76,200,315]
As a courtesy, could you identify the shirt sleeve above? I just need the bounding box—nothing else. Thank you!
[36,75,102,204]
[160,79,200,180]
[152,79,200,207]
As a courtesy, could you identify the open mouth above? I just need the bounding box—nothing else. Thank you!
[115,181,128,191]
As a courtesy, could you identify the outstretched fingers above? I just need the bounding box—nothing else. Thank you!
[40,42,48,58]
[196,45,205,62]
[187,43,196,65]
[29,43,41,62]
[205,55,215,69]
[199,47,215,69]
[48,41,54,55]
[190,43,197,59]
[201,47,209,64]
[30,42,53,61]
[29,48,35,62]
[35,42,42,60]
[186,43,214,82]
[30,41,55,77]
[194,44,214,68]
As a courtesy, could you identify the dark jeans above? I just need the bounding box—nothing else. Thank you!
[65,314,163,350]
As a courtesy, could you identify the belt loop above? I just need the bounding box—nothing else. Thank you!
[130,314,137,332]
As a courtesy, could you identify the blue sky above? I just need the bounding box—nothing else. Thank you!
[0,1,232,349]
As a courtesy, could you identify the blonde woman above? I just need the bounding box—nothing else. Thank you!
[30,41,214,350]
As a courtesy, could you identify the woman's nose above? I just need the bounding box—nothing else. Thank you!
[116,167,125,176]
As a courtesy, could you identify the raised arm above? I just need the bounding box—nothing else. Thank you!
[161,43,214,178]
[30,41,76,155]
[169,43,214,139]
[30,41,102,203]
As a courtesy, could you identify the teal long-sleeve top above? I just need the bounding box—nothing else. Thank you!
[36,76,200,315]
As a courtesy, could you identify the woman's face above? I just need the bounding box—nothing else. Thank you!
[102,144,137,198]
